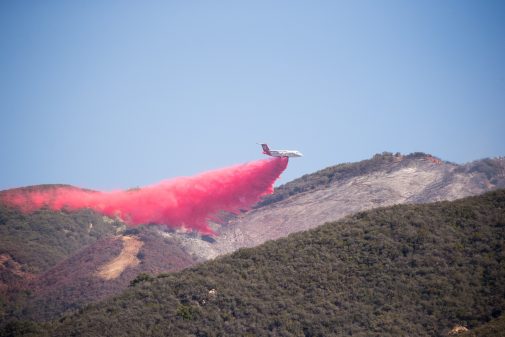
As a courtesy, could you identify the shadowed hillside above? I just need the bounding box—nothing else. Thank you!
[36,189,505,337]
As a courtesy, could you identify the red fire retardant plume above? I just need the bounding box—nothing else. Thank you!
[0,158,288,234]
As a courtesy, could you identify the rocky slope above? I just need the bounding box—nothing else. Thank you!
[200,153,505,256]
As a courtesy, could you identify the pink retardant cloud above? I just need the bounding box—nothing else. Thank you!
[0,158,289,235]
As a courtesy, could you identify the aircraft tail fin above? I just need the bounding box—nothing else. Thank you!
[260,143,271,155]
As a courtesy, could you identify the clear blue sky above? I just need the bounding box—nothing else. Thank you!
[1,1,504,190]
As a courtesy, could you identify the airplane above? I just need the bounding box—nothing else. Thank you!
[259,143,303,158]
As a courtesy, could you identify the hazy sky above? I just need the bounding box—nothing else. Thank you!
[1,1,504,190]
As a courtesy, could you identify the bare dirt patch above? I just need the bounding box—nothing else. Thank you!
[96,236,143,280]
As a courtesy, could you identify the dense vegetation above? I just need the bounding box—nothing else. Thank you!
[256,152,435,207]
[25,189,504,337]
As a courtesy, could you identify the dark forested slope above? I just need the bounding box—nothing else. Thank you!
[43,190,505,337]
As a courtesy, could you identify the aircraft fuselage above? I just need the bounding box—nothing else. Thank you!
[267,150,303,157]
[260,144,303,158]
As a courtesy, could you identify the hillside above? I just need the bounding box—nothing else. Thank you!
[197,153,505,256]
[0,185,126,274]
[0,198,127,320]
[0,200,124,284]
[2,227,198,322]
[256,153,505,208]
[32,189,505,337]
[0,185,203,322]
[1,153,504,324]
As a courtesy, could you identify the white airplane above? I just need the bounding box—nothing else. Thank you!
[259,143,303,158]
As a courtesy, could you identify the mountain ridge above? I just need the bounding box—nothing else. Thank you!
[186,153,505,257]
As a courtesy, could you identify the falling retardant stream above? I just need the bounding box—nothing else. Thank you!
[0,158,288,235]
